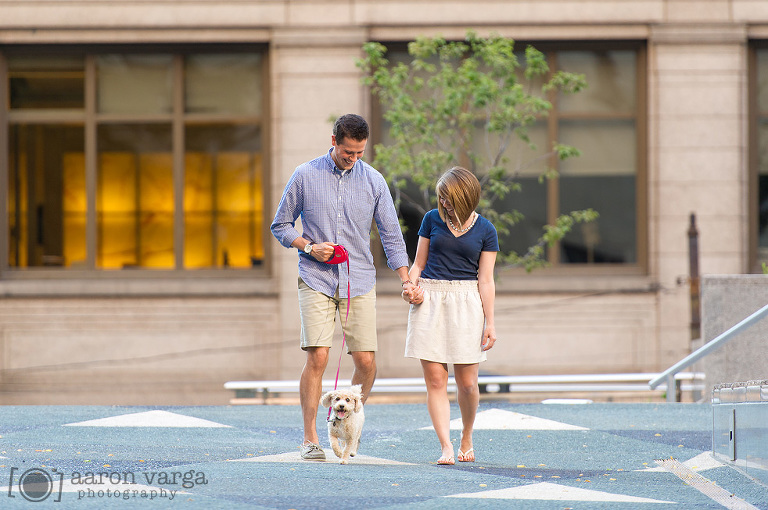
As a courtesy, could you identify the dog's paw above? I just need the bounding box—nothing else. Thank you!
[339,458,348,465]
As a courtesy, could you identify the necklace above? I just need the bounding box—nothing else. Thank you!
[448,212,478,233]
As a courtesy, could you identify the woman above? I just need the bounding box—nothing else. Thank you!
[403,166,498,465]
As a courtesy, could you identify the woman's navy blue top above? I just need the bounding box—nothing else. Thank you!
[418,209,499,281]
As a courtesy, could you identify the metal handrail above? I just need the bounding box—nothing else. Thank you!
[649,302,768,402]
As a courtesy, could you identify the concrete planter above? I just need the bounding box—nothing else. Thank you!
[700,275,768,396]
[704,276,768,483]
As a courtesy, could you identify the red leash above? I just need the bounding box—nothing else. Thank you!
[325,245,350,419]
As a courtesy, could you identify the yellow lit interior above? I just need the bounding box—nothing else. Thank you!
[62,152,87,267]
[9,154,29,267]
[56,151,264,269]
[184,152,264,269]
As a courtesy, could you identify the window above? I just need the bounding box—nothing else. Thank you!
[373,42,646,271]
[3,48,267,272]
[555,48,641,265]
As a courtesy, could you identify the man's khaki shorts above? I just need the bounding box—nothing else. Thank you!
[297,277,377,352]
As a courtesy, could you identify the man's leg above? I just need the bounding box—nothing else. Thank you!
[300,346,329,445]
[297,277,336,457]
[350,351,376,403]
[344,287,378,403]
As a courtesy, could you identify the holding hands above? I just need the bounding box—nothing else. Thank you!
[401,281,424,305]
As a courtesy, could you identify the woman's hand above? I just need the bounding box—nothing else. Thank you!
[481,324,496,351]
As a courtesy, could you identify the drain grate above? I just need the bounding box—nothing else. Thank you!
[656,458,759,510]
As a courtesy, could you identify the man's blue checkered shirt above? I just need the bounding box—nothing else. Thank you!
[271,148,409,298]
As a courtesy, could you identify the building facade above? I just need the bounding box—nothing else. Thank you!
[0,1,765,404]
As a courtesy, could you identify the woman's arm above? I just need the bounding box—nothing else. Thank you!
[477,250,497,351]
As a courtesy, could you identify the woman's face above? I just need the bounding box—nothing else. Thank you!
[439,195,455,217]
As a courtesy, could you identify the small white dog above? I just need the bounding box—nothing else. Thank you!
[320,384,365,464]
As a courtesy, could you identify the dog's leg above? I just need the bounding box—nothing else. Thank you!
[350,411,364,457]
[328,431,344,459]
[349,433,359,458]
[340,439,352,464]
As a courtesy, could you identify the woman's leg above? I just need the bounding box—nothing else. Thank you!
[453,363,479,461]
[420,359,454,463]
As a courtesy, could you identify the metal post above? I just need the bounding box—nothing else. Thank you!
[688,213,701,401]
[666,373,676,402]
[688,213,700,343]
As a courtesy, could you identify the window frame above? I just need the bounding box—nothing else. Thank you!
[749,42,767,273]
[0,44,273,289]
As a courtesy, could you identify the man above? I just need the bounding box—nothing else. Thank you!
[271,114,413,460]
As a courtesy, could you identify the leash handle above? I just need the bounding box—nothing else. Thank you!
[328,255,351,420]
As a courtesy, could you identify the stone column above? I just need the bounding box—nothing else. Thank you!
[649,23,748,368]
[269,27,369,379]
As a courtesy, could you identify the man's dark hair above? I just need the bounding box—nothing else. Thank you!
[333,114,369,144]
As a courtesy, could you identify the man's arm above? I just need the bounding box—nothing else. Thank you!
[272,166,338,262]
[270,172,304,248]
[395,265,411,286]
[372,176,410,272]
[288,237,334,263]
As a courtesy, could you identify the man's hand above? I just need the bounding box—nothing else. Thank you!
[310,242,336,263]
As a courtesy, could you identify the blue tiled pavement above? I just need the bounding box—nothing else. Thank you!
[1,402,766,509]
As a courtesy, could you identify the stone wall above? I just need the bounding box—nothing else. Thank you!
[0,288,661,405]
[0,297,280,405]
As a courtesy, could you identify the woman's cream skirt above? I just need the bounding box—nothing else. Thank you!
[405,278,487,364]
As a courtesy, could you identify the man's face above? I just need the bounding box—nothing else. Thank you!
[331,135,367,171]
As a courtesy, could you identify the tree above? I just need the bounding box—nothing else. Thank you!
[356,31,598,272]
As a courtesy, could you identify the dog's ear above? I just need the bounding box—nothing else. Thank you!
[350,385,363,411]
[320,391,332,408]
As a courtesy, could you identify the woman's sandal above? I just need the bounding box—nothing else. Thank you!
[457,447,475,462]
[437,453,455,465]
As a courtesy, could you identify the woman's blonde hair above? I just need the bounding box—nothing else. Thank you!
[436,166,481,225]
